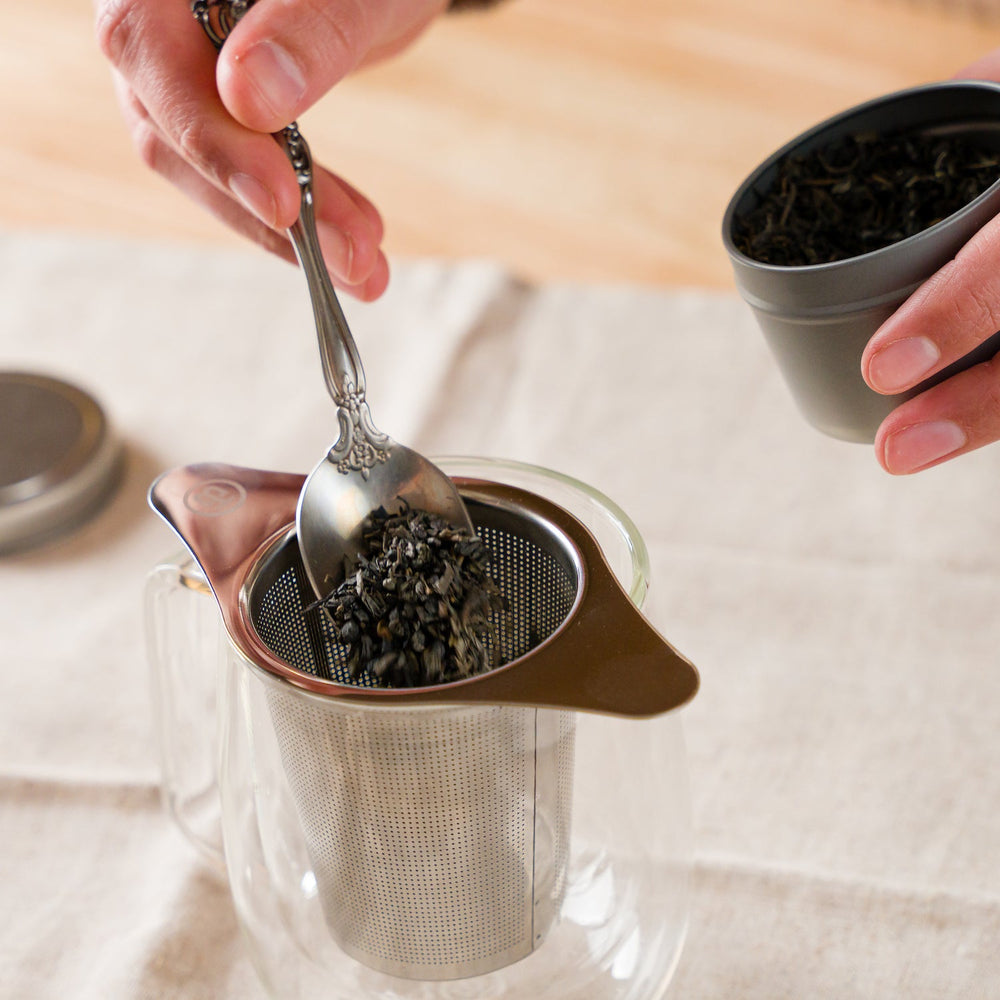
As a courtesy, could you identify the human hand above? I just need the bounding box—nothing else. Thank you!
[96,0,450,301]
[860,51,1000,473]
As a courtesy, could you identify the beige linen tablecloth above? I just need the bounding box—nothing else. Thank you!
[2,227,999,999]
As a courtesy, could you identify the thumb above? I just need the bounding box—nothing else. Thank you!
[216,0,446,133]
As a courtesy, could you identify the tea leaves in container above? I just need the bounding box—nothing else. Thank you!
[732,129,1000,266]
[309,503,506,687]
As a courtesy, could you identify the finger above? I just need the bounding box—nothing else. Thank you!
[135,131,391,298]
[97,0,305,231]
[861,212,1000,395]
[315,167,385,246]
[109,65,385,290]
[142,132,390,294]
[217,0,447,132]
[121,104,392,295]
[344,250,392,302]
[310,166,386,283]
[873,354,1000,474]
[109,71,291,260]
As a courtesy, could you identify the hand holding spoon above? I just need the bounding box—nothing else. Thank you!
[193,0,473,599]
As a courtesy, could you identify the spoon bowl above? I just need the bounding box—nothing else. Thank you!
[297,443,474,598]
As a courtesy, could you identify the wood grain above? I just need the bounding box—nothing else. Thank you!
[3,0,999,289]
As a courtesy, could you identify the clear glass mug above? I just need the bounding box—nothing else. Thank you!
[144,457,694,999]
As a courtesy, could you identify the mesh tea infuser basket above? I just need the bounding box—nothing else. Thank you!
[150,462,698,980]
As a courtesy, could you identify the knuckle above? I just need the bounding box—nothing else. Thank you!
[303,0,371,74]
[111,80,165,173]
[116,80,150,126]
[952,279,1000,340]
[173,114,217,177]
[949,232,1000,333]
[173,115,205,162]
[94,0,141,65]
[131,122,163,173]
[171,112,236,194]
[929,246,1000,346]
[130,114,168,174]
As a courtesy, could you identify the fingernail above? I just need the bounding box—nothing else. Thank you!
[867,336,941,393]
[882,420,966,474]
[239,40,307,120]
[229,173,277,227]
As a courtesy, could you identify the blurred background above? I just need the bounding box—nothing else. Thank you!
[5,8,1000,997]
[5,0,1000,290]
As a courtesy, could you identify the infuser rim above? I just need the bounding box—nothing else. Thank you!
[435,455,650,608]
[232,487,588,703]
[150,464,699,716]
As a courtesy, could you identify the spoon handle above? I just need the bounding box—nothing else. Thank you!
[190,0,369,405]
[276,125,368,402]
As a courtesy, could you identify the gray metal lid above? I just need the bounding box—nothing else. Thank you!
[0,372,124,554]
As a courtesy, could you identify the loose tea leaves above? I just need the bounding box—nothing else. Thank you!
[309,503,506,688]
[732,129,1000,266]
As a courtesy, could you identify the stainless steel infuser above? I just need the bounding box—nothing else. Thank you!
[149,462,698,980]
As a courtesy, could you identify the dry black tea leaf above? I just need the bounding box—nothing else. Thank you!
[308,503,506,688]
[732,129,1000,266]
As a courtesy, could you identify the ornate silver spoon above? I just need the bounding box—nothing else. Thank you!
[193,0,472,599]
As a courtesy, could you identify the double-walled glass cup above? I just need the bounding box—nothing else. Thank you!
[145,457,694,999]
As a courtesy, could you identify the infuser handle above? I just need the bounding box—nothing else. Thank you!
[145,462,308,863]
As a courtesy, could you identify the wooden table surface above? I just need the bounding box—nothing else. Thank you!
[4,0,1000,290]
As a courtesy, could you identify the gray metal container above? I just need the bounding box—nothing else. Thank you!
[722,81,1000,443]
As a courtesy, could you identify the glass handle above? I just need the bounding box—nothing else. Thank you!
[144,553,226,866]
